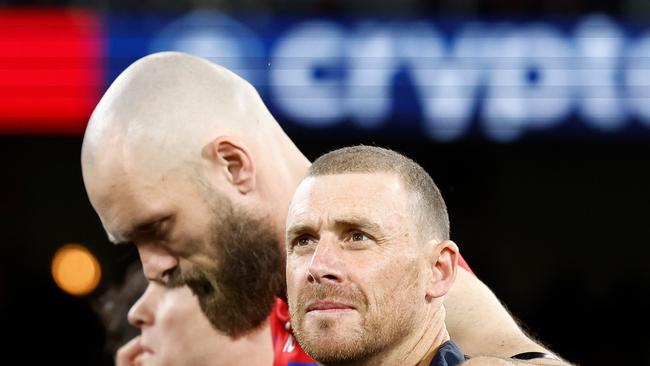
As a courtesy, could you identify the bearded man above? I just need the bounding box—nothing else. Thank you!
[81,52,566,365]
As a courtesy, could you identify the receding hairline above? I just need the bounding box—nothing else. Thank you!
[306,145,450,241]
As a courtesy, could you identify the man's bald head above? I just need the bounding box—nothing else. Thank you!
[82,51,275,177]
[81,53,308,335]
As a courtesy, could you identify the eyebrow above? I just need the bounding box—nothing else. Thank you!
[287,215,382,238]
[332,216,382,233]
[286,223,316,239]
[112,214,171,245]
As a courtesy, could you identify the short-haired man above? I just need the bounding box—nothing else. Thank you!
[286,146,464,365]
[81,52,566,365]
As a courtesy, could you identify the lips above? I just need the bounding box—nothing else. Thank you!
[306,300,356,312]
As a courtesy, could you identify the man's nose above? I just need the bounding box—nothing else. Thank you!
[137,243,179,281]
[307,236,345,284]
[128,284,154,328]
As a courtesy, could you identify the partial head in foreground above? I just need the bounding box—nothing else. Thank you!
[124,278,273,366]
[82,52,309,336]
[286,146,459,366]
[94,261,145,356]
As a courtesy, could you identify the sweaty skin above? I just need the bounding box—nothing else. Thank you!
[81,52,566,364]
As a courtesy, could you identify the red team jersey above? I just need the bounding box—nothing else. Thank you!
[270,254,474,366]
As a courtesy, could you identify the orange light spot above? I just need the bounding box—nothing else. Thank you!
[51,244,101,296]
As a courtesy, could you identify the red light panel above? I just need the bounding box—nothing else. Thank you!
[0,9,103,134]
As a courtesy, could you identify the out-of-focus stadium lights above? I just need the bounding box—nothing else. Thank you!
[51,244,101,296]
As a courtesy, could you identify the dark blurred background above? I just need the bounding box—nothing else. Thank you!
[1,0,649,365]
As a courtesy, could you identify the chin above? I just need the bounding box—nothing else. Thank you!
[300,322,365,357]
[303,340,351,364]
[305,343,370,366]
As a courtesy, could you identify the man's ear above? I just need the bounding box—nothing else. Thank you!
[425,240,459,302]
[203,137,256,194]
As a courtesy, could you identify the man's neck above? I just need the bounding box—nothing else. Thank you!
[273,147,310,302]
[386,312,449,366]
[415,325,450,366]
[266,142,310,242]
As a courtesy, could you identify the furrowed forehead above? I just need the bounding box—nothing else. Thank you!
[305,172,408,200]
[287,173,413,226]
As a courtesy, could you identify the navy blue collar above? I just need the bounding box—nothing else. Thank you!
[428,340,466,366]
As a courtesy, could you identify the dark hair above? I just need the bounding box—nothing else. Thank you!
[308,145,449,241]
[93,261,146,355]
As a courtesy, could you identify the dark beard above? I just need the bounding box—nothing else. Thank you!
[167,196,285,337]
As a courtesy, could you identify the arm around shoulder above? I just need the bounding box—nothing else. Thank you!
[444,268,571,365]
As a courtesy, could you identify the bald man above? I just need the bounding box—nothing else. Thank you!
[81,52,566,365]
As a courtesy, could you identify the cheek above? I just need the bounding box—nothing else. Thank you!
[286,256,314,318]
[173,210,217,257]
[364,256,423,307]
[286,257,307,292]
[156,297,198,339]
